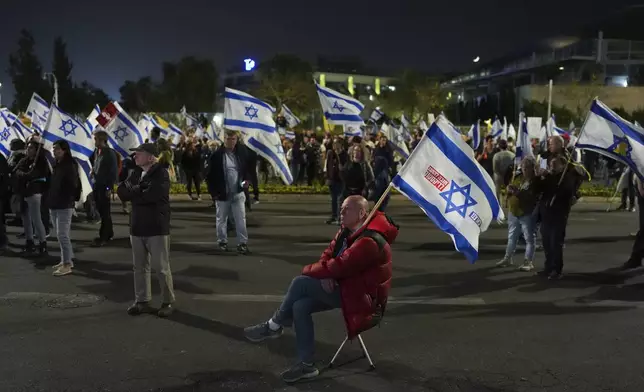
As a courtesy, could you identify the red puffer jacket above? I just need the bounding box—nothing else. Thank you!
[302,211,399,339]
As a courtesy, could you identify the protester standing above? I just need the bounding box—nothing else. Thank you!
[15,140,50,255]
[206,131,250,254]
[181,139,203,200]
[49,140,81,276]
[91,131,118,247]
[117,143,175,317]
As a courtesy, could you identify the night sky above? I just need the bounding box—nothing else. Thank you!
[0,0,637,106]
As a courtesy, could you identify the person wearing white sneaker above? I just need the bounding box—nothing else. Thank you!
[497,157,538,271]
[48,140,81,277]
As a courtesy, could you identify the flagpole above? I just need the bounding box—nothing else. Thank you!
[546,79,553,136]
[548,99,594,206]
[360,184,393,229]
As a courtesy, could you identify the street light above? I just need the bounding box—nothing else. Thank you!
[473,56,480,63]
[43,72,58,106]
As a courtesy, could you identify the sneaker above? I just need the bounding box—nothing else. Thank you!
[280,362,320,383]
[244,322,283,343]
[518,260,535,271]
[325,218,339,225]
[548,271,563,280]
[495,258,513,267]
[52,262,64,270]
[196,195,201,201]
[237,243,249,255]
[631,207,637,213]
[157,303,174,318]
[218,242,228,252]
[53,265,73,277]
[90,238,109,248]
[126,302,156,316]
[21,241,35,254]
[252,199,259,205]
[189,194,197,200]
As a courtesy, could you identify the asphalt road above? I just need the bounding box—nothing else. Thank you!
[1,194,643,392]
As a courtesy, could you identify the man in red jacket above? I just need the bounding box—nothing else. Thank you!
[244,195,398,383]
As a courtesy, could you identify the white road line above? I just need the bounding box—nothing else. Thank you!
[269,215,329,219]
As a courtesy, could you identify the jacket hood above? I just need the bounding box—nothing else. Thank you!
[363,211,399,244]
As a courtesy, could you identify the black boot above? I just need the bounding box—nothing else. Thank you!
[38,241,48,256]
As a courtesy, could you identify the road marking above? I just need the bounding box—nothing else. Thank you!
[192,293,485,306]
[270,215,329,219]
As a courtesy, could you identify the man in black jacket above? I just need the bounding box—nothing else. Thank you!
[117,143,175,318]
[91,131,118,247]
[206,130,250,254]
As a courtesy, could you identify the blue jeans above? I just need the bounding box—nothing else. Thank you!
[273,275,342,363]
[504,212,536,261]
[23,194,46,243]
[329,181,343,219]
[51,208,74,265]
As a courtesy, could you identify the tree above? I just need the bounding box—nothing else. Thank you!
[74,81,110,114]
[119,77,156,113]
[253,54,316,117]
[8,29,49,111]
[559,63,603,121]
[380,69,445,122]
[156,56,218,112]
[52,36,75,110]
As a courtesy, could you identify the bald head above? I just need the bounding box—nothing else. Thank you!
[340,196,369,230]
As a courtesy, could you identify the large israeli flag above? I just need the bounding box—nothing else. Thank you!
[467,121,481,150]
[105,102,146,159]
[280,104,301,128]
[577,99,644,180]
[85,105,101,132]
[315,83,364,127]
[0,112,22,157]
[382,123,409,159]
[41,104,94,203]
[1,109,18,126]
[515,113,533,165]
[224,87,293,184]
[391,116,503,262]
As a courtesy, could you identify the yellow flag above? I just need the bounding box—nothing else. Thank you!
[153,114,169,129]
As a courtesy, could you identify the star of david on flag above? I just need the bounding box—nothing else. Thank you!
[577,99,644,181]
[59,119,78,137]
[0,127,11,142]
[391,116,503,263]
[114,126,129,143]
[440,181,478,218]
[316,83,364,127]
[244,105,259,120]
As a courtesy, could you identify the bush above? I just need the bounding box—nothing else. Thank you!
[169,182,615,197]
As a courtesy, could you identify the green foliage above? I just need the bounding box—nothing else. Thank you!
[380,69,445,122]
[168,182,614,198]
[252,54,316,121]
[119,57,218,113]
[8,30,49,110]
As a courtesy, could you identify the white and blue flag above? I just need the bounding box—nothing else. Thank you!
[105,102,146,159]
[280,104,301,128]
[180,105,200,128]
[12,118,33,141]
[85,105,101,132]
[0,112,22,157]
[391,116,504,262]
[419,120,429,132]
[27,93,49,121]
[1,109,18,126]
[577,99,644,180]
[490,117,504,141]
[514,112,533,165]
[224,87,293,185]
[467,121,481,151]
[315,83,365,127]
[343,124,362,137]
[401,114,412,141]
[549,115,568,136]
[41,104,94,203]
[382,123,409,159]
[369,108,384,124]
[168,123,184,145]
